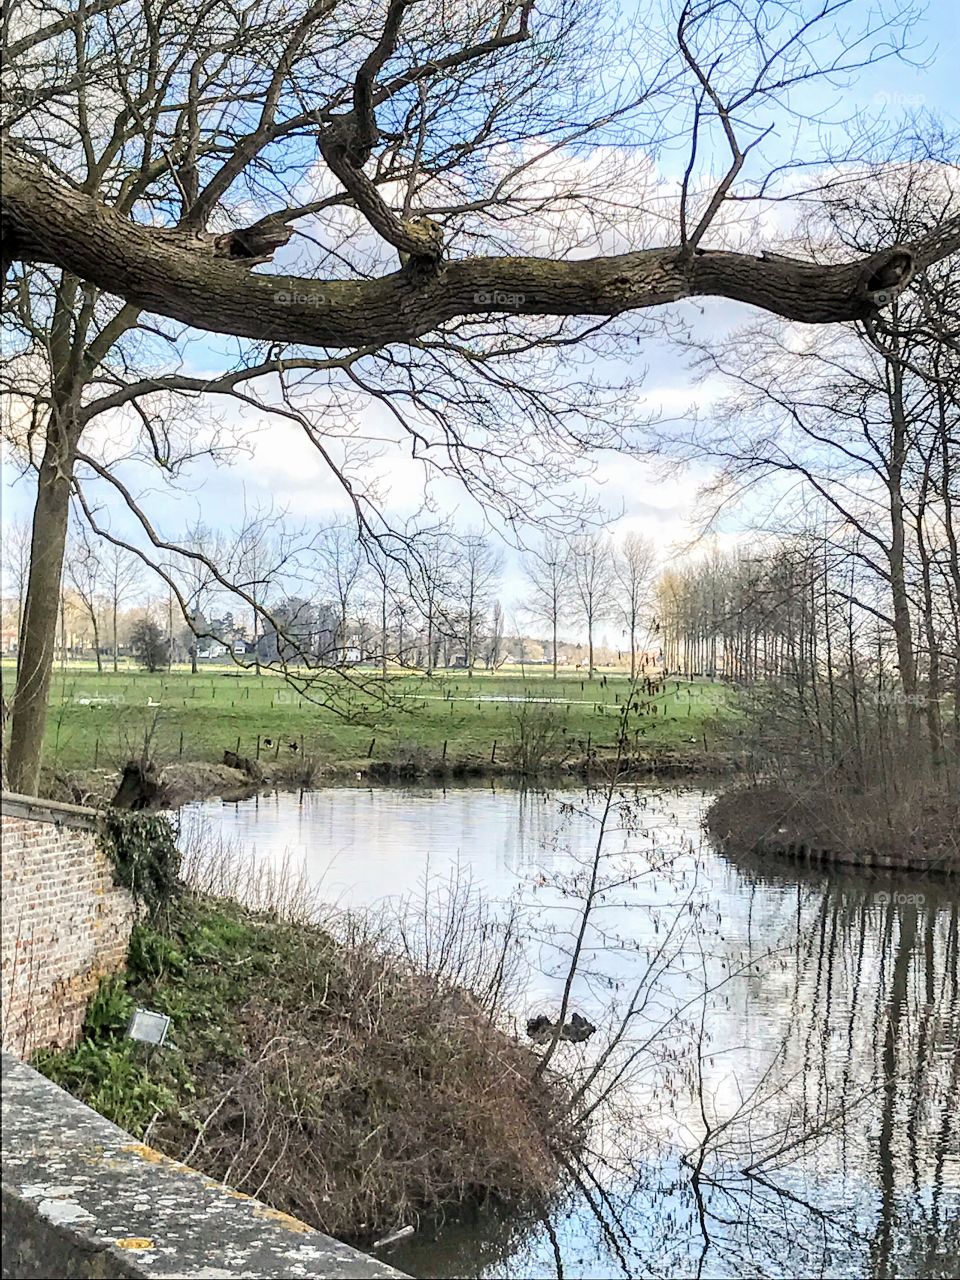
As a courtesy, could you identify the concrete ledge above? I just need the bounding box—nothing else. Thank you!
[2,1054,408,1279]
[1,793,101,832]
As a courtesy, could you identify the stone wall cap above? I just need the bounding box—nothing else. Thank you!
[1,791,102,829]
[2,1053,409,1278]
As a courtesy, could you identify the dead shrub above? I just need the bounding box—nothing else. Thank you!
[44,830,579,1243]
[505,703,569,776]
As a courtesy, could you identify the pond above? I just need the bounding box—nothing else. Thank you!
[186,784,960,1279]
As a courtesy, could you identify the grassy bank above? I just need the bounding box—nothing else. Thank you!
[706,780,960,874]
[34,888,579,1243]
[6,662,736,787]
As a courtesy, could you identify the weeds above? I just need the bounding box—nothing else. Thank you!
[505,704,569,776]
[34,838,579,1243]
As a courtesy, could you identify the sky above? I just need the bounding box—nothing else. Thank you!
[2,0,957,633]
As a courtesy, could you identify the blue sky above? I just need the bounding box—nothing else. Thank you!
[2,0,957,625]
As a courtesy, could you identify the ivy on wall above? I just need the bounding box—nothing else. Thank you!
[99,811,181,914]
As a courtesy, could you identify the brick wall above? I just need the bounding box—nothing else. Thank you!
[1,795,135,1058]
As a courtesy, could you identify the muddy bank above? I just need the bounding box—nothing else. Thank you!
[706,781,959,875]
[364,748,741,783]
[44,759,301,809]
[46,746,745,809]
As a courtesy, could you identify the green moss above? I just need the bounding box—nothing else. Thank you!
[36,896,339,1133]
[61,876,338,1102]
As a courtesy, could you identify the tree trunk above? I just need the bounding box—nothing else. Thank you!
[249,592,260,674]
[380,581,388,680]
[6,435,75,794]
[15,585,24,676]
[91,613,103,673]
[167,590,174,671]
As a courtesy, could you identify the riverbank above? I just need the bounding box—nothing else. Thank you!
[34,889,579,1245]
[45,740,746,808]
[705,780,960,874]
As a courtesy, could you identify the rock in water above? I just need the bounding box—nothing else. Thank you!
[525,1011,597,1045]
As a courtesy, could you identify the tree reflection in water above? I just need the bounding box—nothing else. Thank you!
[392,793,959,1280]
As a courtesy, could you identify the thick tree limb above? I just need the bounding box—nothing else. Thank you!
[4,150,959,345]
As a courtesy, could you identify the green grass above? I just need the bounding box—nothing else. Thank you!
[1,660,734,773]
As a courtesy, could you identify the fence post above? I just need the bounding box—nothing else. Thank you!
[490,740,497,763]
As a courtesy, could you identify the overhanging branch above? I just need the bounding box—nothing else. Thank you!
[3,149,958,345]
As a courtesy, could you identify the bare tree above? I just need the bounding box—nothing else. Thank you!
[100,542,140,672]
[235,523,277,676]
[64,522,105,671]
[1,514,31,670]
[366,543,398,679]
[486,600,506,670]
[570,532,616,678]
[5,0,951,339]
[170,524,224,674]
[3,0,956,792]
[315,521,365,665]
[524,535,572,679]
[614,532,657,679]
[673,160,959,769]
[454,532,503,676]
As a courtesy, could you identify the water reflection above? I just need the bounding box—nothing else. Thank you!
[189,785,960,1279]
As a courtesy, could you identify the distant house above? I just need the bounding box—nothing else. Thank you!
[256,598,338,666]
[197,641,230,660]
[331,645,363,665]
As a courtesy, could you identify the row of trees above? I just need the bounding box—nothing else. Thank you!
[657,164,958,787]
[2,512,660,679]
[4,0,953,795]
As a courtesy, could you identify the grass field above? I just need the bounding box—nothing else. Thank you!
[1,661,735,777]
